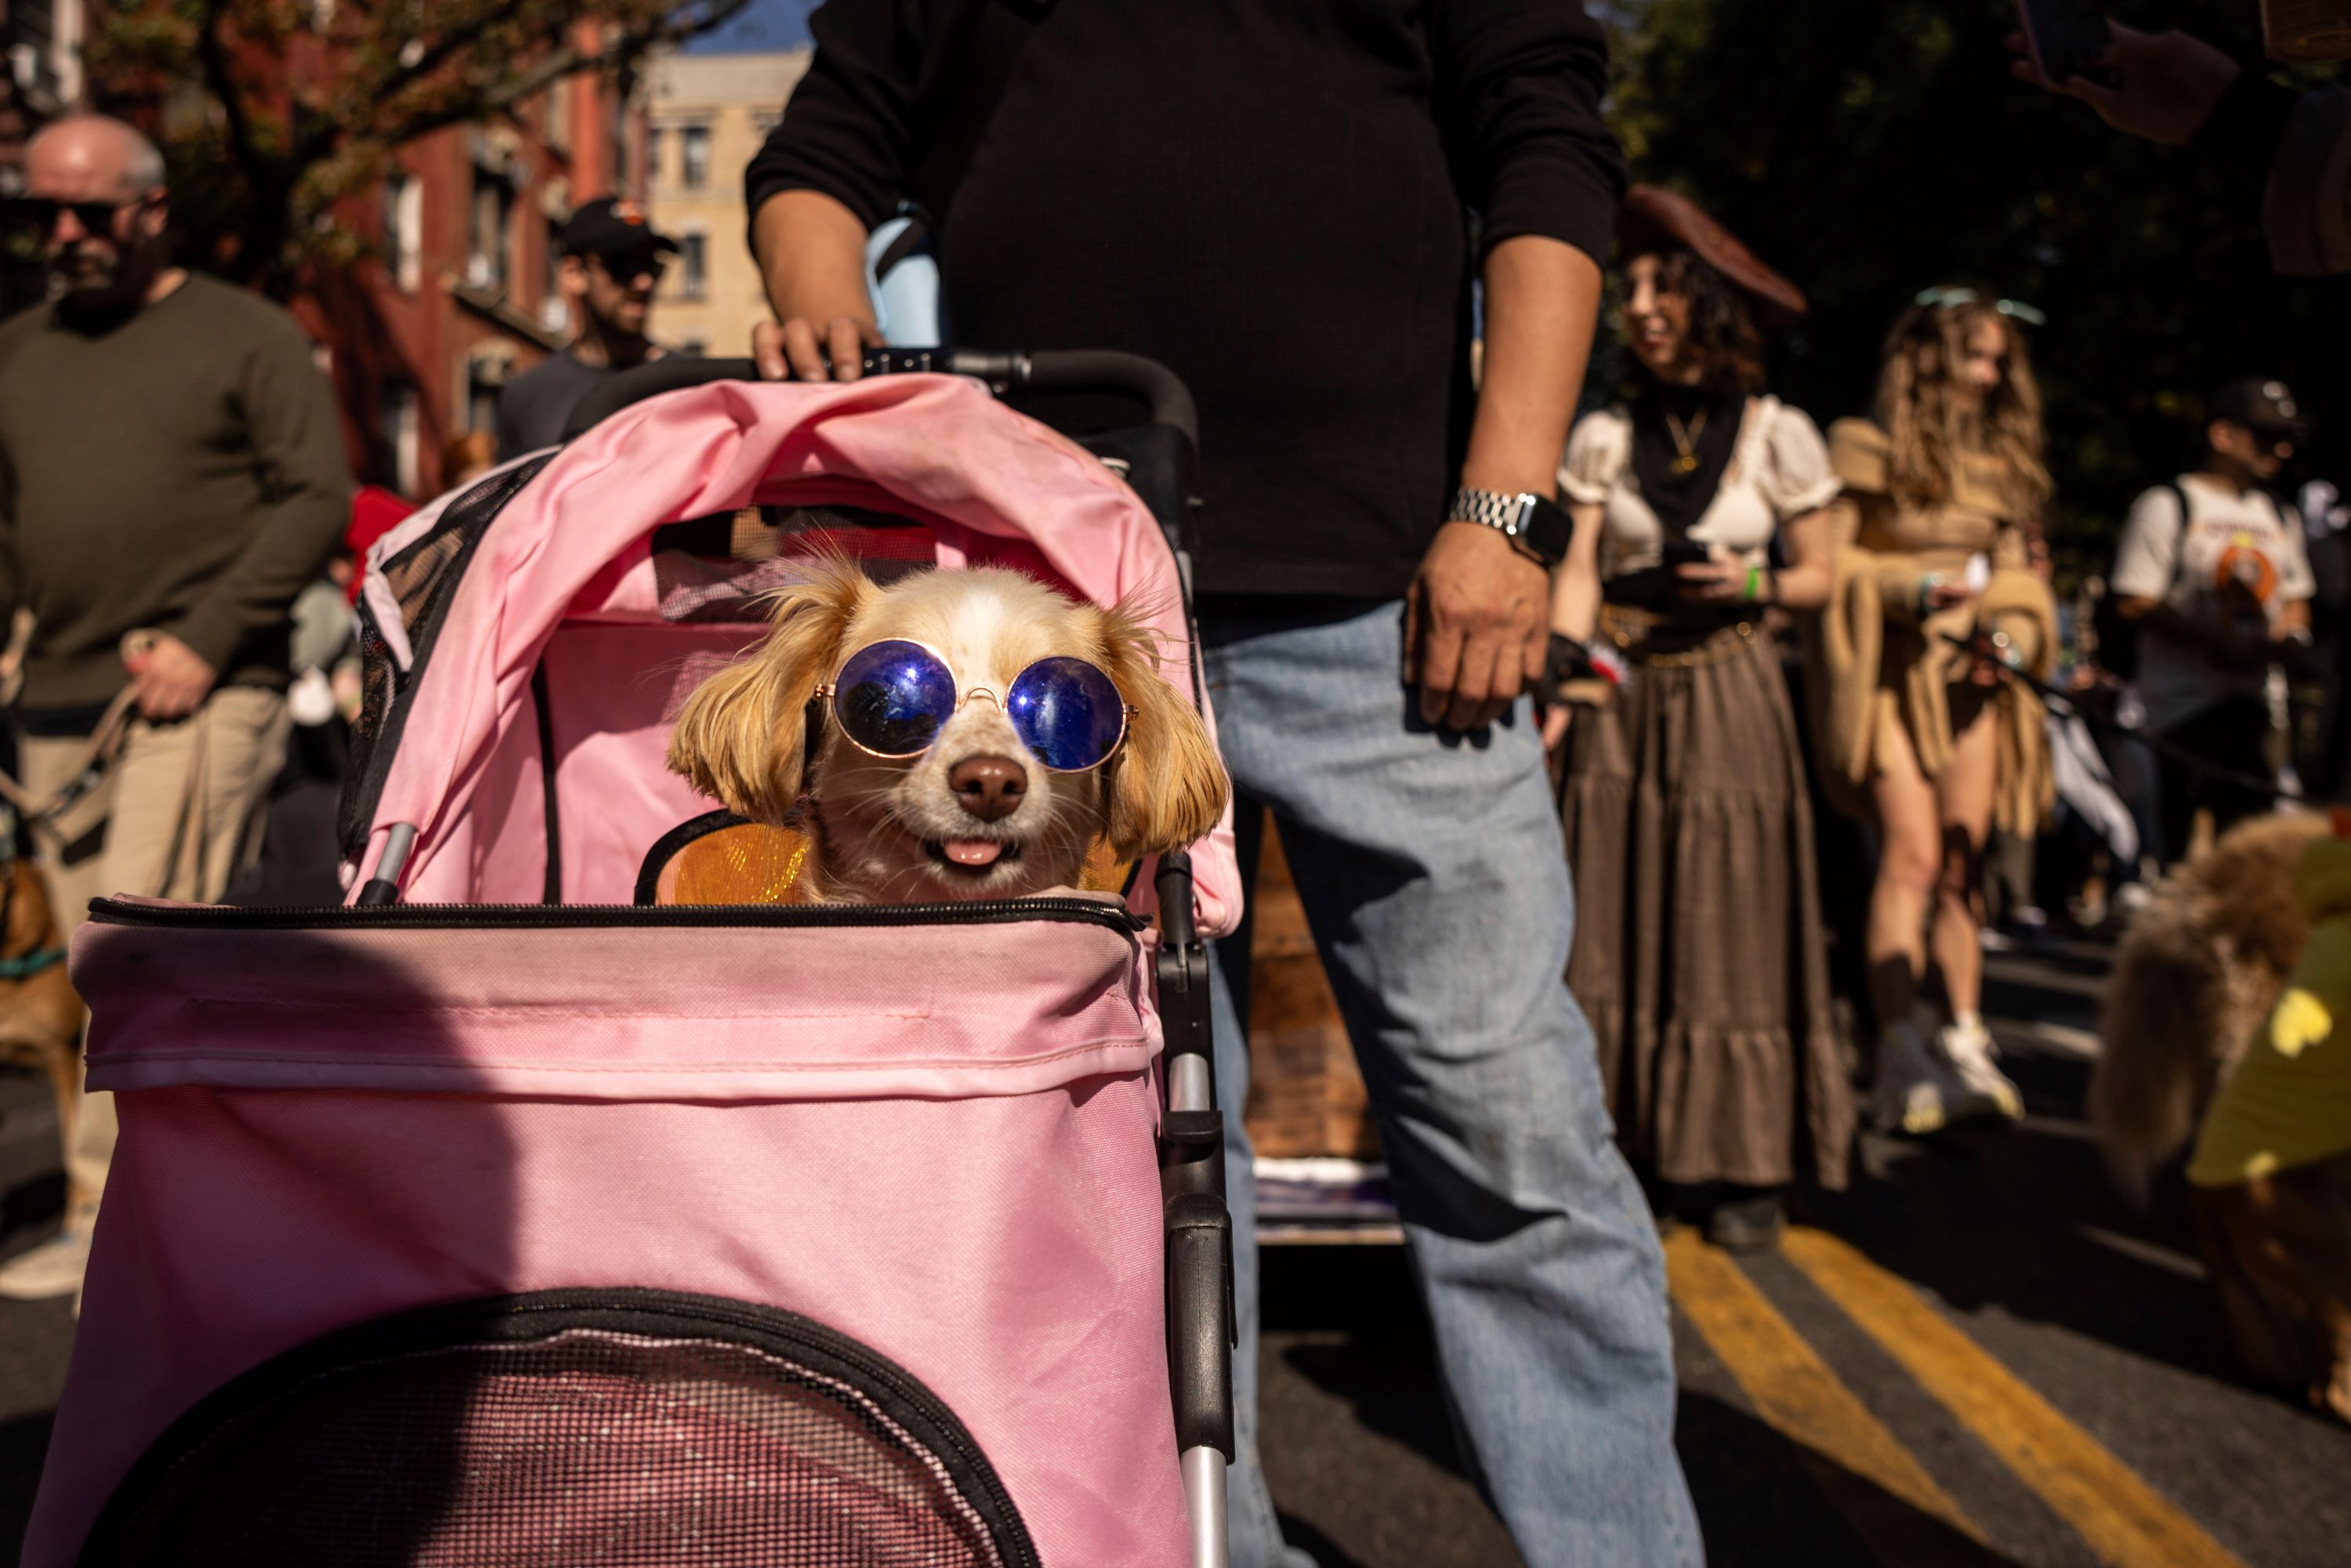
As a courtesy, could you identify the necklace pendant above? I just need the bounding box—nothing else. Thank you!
[1672,454,1699,475]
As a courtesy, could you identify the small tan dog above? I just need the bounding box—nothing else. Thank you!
[0,851,85,1200]
[668,563,1228,903]
[2093,811,2328,1199]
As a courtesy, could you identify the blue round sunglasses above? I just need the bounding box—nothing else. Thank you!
[815,639,1136,772]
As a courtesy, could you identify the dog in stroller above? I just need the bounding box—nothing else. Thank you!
[27,354,1244,1568]
[668,561,1226,904]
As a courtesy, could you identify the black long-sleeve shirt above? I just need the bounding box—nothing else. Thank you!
[746,0,1625,599]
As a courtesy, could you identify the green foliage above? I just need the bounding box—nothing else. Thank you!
[90,0,751,292]
[1606,0,2351,581]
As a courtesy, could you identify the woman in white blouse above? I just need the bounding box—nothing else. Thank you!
[1545,187,1850,1249]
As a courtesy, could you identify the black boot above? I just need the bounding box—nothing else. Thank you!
[1704,1185,1785,1251]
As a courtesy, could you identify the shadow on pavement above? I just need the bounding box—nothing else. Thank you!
[1801,1048,2243,1386]
[1681,1390,2028,1568]
[1262,1246,1469,1480]
[0,1410,53,1567]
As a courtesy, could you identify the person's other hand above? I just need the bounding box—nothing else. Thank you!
[124,634,216,722]
[1404,522,1548,732]
[1540,701,1574,751]
[2006,24,2239,147]
[1925,576,1975,612]
[751,314,883,382]
[1674,557,1747,605]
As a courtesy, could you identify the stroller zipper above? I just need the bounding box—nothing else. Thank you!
[84,896,1149,934]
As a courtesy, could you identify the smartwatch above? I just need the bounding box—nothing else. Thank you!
[1446,487,1573,569]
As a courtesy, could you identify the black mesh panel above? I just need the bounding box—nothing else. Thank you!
[82,1290,1037,1568]
[338,457,554,860]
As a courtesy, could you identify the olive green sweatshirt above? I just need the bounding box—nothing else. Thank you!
[0,273,352,711]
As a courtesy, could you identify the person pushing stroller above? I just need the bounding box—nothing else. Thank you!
[746,4,1700,1564]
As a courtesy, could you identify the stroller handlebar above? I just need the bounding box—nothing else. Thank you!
[558,348,1200,451]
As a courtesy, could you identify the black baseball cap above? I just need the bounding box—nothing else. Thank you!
[2212,376,2310,443]
[559,197,679,262]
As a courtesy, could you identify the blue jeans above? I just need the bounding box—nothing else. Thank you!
[1199,599,1701,1568]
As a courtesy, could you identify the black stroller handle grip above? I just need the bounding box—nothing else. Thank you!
[558,348,1200,450]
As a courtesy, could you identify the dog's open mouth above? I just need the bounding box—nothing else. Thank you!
[926,838,1026,874]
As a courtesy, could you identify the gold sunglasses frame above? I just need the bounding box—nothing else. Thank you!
[813,638,1137,773]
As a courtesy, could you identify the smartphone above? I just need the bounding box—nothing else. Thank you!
[1660,537,1712,569]
[2018,0,2117,86]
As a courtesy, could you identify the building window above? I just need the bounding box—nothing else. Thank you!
[382,170,422,292]
[377,381,420,497]
[468,164,513,291]
[467,368,500,435]
[645,125,665,188]
[680,124,711,190]
[678,233,707,300]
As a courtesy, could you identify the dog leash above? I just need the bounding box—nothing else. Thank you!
[0,683,143,827]
[1943,629,2319,808]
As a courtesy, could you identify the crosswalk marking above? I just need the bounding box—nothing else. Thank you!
[1780,1226,2251,1568]
[1663,1228,1988,1559]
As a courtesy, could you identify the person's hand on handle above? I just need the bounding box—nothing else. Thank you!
[2006,24,2239,147]
[1404,522,1549,732]
[750,190,885,382]
[123,632,216,722]
[752,313,884,383]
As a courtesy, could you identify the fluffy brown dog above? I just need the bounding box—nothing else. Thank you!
[2093,811,2328,1200]
[0,853,85,1201]
[668,563,1228,903]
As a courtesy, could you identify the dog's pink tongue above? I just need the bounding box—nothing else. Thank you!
[943,839,1005,867]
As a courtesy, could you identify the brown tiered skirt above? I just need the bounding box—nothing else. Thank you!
[1555,619,1853,1190]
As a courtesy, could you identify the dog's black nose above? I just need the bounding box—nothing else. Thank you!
[950,755,1028,821]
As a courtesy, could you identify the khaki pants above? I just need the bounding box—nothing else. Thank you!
[18,686,290,1222]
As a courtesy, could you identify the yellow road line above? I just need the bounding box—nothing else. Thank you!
[1665,1229,1987,1559]
[1781,1226,2251,1568]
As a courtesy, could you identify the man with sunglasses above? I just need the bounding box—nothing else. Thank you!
[0,115,350,1302]
[494,197,679,458]
[2113,377,2317,862]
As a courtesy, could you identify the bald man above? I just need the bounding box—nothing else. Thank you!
[0,116,349,1301]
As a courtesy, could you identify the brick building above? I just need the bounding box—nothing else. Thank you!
[308,53,650,498]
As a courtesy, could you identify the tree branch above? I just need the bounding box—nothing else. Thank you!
[367,0,754,153]
[194,0,268,201]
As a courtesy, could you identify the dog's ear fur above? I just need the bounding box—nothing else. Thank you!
[668,562,876,822]
[1093,604,1229,860]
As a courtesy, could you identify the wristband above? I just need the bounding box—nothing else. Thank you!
[1917,573,1942,619]
[1743,565,1762,603]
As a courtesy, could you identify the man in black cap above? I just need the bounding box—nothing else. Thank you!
[494,196,678,456]
[2113,376,2316,860]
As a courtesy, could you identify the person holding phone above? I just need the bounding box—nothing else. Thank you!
[1811,292,2062,1138]
[1546,186,1851,1249]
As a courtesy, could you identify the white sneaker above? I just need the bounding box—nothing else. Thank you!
[1937,1022,2023,1122]
[1872,1023,1959,1136]
[0,1226,92,1302]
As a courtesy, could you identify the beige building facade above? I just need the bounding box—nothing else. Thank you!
[643,48,810,361]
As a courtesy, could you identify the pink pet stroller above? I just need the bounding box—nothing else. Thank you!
[25,354,1242,1567]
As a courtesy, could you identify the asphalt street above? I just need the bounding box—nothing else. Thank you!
[1,937,2347,1565]
[1253,937,2351,1568]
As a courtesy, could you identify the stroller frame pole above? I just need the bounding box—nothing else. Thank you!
[1156,849,1234,1568]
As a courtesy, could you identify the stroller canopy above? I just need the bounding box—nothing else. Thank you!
[353,373,1239,932]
